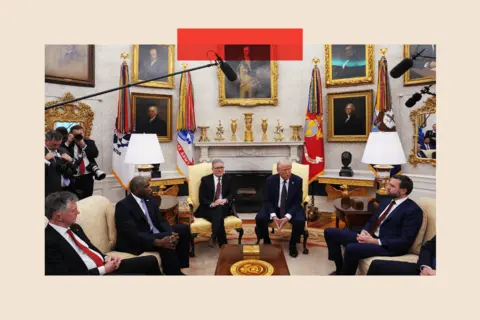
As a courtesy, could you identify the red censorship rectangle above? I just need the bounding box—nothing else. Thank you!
[177,28,303,61]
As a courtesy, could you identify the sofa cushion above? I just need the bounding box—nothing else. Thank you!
[409,209,427,255]
[417,197,436,243]
[357,254,419,275]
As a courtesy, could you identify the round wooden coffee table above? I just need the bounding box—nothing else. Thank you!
[158,195,179,226]
[333,196,373,230]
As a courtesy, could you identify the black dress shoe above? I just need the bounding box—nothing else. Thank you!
[289,246,298,258]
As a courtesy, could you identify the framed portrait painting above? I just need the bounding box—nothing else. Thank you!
[327,89,373,142]
[324,44,374,87]
[45,45,95,87]
[403,44,436,86]
[132,45,175,89]
[218,44,278,106]
[132,92,172,142]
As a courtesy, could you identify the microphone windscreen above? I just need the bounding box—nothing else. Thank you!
[390,58,414,78]
[405,92,422,108]
[220,62,238,82]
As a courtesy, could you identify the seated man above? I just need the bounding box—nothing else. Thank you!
[324,174,423,275]
[367,236,436,276]
[45,191,161,275]
[195,159,233,247]
[114,176,191,275]
[255,159,306,258]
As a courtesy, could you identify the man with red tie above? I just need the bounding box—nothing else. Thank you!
[324,175,423,275]
[45,191,161,275]
[195,159,234,247]
[64,125,99,199]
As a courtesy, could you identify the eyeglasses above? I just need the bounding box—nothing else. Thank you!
[213,166,224,170]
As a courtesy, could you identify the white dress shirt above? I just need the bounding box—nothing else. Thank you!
[374,197,409,245]
[49,223,106,275]
[270,177,292,220]
[131,193,148,216]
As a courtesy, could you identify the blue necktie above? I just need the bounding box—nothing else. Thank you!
[141,199,160,234]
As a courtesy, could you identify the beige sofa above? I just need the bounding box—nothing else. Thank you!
[45,195,162,271]
[356,197,436,275]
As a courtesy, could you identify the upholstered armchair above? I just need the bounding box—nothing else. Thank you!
[355,197,436,275]
[45,195,162,272]
[186,163,244,257]
[255,162,312,254]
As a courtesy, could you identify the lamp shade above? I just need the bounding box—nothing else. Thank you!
[361,132,406,165]
[124,133,164,164]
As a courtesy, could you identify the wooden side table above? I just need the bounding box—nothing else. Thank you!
[333,196,373,230]
[157,195,179,226]
[150,172,187,197]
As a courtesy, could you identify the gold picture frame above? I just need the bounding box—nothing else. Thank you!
[131,92,172,142]
[408,96,436,167]
[45,92,95,138]
[218,44,278,106]
[325,44,374,87]
[132,45,175,89]
[403,44,436,86]
[327,89,373,142]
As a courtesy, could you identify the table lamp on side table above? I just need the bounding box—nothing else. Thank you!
[124,133,165,178]
[361,131,406,199]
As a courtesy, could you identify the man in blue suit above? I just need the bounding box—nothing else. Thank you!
[255,159,306,257]
[324,174,423,275]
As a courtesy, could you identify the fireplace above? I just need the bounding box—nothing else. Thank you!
[230,171,271,213]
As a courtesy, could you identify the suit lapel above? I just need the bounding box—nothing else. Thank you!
[274,174,281,205]
[383,199,409,223]
[46,225,91,267]
[127,195,149,224]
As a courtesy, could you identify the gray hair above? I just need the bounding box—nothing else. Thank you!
[148,106,158,113]
[45,130,63,141]
[129,175,149,192]
[45,191,79,220]
[277,159,292,168]
[212,159,224,168]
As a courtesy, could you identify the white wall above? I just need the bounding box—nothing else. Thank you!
[45,44,436,203]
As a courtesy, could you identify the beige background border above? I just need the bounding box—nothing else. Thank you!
[0,0,475,319]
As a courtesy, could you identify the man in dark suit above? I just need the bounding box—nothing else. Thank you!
[45,191,161,275]
[137,106,167,136]
[140,47,168,80]
[425,123,436,146]
[324,174,423,275]
[63,125,99,199]
[255,159,306,257]
[335,103,364,136]
[367,236,436,275]
[45,130,76,197]
[114,176,191,275]
[195,159,233,247]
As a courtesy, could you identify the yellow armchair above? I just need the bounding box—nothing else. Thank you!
[255,162,312,254]
[185,163,244,257]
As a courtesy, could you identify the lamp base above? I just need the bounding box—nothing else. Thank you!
[373,165,394,195]
[136,165,153,179]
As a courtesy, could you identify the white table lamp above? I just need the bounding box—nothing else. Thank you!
[361,131,406,195]
[124,133,164,178]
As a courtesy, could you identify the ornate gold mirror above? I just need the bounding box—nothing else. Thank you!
[45,92,95,137]
[408,96,436,167]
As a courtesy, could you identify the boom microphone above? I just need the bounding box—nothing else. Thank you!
[405,92,422,108]
[214,53,238,82]
[390,48,427,79]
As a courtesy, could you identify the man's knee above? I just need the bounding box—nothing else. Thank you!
[173,224,190,237]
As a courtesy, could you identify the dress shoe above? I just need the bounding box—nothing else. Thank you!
[289,245,298,258]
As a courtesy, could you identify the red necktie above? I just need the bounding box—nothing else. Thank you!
[369,201,396,234]
[67,229,104,267]
[78,146,86,174]
[214,178,221,200]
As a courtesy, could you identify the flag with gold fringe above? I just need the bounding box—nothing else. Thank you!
[176,65,196,177]
[302,63,325,183]
[369,53,402,177]
[112,58,135,190]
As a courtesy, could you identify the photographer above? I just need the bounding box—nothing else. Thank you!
[45,130,77,197]
[64,125,103,199]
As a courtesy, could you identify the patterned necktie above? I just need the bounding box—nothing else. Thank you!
[279,180,288,218]
[215,177,222,200]
[370,201,396,234]
[66,229,104,267]
[78,146,86,174]
[141,199,160,234]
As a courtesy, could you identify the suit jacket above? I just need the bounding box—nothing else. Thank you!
[137,116,167,136]
[44,146,72,196]
[115,194,172,255]
[425,130,436,141]
[195,174,233,215]
[45,223,106,275]
[259,173,304,220]
[417,236,436,270]
[364,198,423,254]
[141,59,166,80]
[64,138,99,164]
[335,114,364,136]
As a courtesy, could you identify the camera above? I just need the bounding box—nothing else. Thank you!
[74,134,83,141]
[86,161,106,180]
[58,161,77,179]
